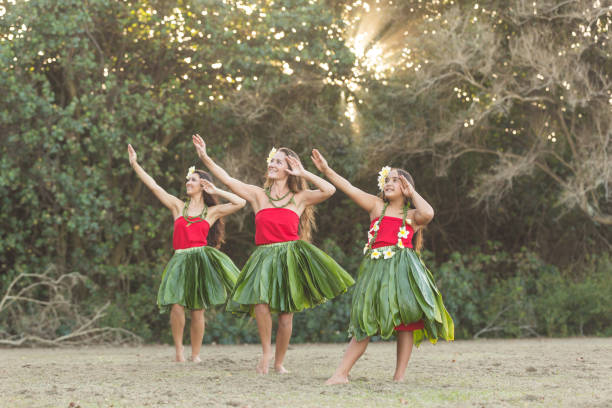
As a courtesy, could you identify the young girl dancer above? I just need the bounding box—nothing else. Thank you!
[128,144,246,362]
[192,135,354,374]
[310,150,454,383]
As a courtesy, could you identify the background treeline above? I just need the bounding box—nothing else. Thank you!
[1,0,610,346]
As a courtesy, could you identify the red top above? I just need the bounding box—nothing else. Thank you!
[255,208,300,245]
[369,216,414,249]
[173,217,210,250]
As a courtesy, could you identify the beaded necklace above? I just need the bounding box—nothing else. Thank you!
[364,202,410,259]
[265,187,296,209]
[183,199,208,226]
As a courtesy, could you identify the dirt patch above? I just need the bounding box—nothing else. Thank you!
[1,338,611,407]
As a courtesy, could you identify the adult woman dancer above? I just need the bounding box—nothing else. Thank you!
[128,144,246,362]
[192,135,354,374]
[310,150,453,383]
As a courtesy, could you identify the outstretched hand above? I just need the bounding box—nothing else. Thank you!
[192,134,208,159]
[285,156,306,177]
[128,144,138,166]
[201,179,217,195]
[311,149,329,173]
[399,175,415,199]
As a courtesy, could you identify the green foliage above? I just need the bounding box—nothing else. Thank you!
[433,247,612,339]
[533,254,612,337]
[0,0,357,343]
[1,0,610,344]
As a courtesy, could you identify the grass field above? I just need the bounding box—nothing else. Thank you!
[1,338,611,407]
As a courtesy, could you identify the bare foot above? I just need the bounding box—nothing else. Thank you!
[393,375,404,382]
[256,353,272,375]
[274,365,289,374]
[325,374,349,385]
[189,355,202,363]
[175,346,185,362]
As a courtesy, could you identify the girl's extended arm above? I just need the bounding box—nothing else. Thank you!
[128,144,182,217]
[192,134,261,205]
[311,149,381,217]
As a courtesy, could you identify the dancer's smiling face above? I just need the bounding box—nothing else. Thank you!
[383,170,404,201]
[185,173,204,196]
[267,151,289,180]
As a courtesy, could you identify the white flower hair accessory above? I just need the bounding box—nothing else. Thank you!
[266,147,277,165]
[377,166,391,191]
[186,166,196,180]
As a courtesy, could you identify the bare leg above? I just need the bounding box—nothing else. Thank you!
[189,309,205,363]
[274,313,293,374]
[393,331,414,381]
[325,336,370,385]
[170,304,186,362]
[253,304,273,374]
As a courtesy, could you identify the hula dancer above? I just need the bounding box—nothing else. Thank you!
[192,135,354,374]
[128,144,246,363]
[310,150,454,384]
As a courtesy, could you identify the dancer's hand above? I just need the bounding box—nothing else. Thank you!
[192,134,208,159]
[128,144,138,166]
[311,149,329,173]
[400,175,415,199]
[286,156,306,177]
[201,179,218,195]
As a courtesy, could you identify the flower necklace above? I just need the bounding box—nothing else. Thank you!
[183,199,208,226]
[363,202,411,259]
[265,187,296,208]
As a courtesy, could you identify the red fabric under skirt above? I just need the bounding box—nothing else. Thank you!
[395,320,425,332]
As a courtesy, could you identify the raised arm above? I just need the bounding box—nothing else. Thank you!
[128,144,183,217]
[400,175,434,228]
[311,149,381,217]
[285,155,336,207]
[201,179,247,224]
[192,134,261,205]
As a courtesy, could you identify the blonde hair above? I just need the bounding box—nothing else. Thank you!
[263,147,316,242]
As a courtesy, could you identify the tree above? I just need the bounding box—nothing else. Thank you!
[0,0,356,342]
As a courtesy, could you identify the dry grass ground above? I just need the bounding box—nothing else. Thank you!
[1,338,611,408]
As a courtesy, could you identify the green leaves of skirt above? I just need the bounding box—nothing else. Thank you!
[157,246,240,313]
[348,246,454,345]
[227,241,355,315]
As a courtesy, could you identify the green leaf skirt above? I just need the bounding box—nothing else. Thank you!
[157,246,239,313]
[348,246,454,345]
[227,240,355,315]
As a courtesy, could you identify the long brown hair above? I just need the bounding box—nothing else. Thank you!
[263,147,316,242]
[194,169,226,248]
[381,168,424,252]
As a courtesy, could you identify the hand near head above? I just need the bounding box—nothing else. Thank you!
[192,134,208,159]
[311,149,329,173]
[201,179,217,195]
[399,175,415,199]
[285,156,306,177]
[128,144,138,166]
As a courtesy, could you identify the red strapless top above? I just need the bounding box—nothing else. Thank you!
[255,208,300,245]
[369,217,414,249]
[173,217,209,250]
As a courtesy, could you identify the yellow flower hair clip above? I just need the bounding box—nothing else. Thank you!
[186,166,196,180]
[266,147,277,165]
[377,166,391,191]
